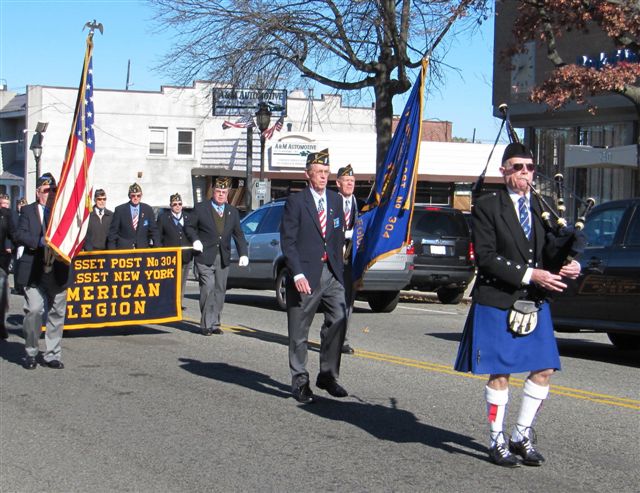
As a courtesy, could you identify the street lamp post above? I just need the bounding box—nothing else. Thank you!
[31,137,43,180]
[255,102,272,182]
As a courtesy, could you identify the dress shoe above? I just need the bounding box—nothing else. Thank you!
[201,328,213,336]
[341,344,354,354]
[211,328,224,335]
[509,435,545,466]
[488,441,520,468]
[316,378,349,398]
[43,360,64,369]
[292,383,314,404]
[23,356,37,370]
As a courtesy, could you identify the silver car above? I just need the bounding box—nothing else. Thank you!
[228,200,414,312]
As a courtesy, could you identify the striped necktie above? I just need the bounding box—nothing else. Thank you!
[518,196,531,239]
[132,208,139,230]
[318,197,326,237]
[344,199,351,228]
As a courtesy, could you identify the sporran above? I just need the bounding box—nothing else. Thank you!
[508,300,539,336]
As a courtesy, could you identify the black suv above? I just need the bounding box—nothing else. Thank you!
[405,205,475,304]
[551,199,640,350]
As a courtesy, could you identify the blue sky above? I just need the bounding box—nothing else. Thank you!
[0,0,504,143]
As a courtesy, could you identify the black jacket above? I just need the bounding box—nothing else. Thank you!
[157,210,196,264]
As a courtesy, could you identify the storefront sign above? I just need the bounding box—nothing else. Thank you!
[212,88,287,116]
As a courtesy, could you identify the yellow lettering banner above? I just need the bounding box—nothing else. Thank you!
[64,247,182,329]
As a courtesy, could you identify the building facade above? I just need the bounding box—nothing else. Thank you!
[493,0,638,217]
[1,81,505,211]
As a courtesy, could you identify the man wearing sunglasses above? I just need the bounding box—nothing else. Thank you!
[84,189,113,251]
[108,183,160,250]
[454,142,580,468]
[15,173,70,369]
[157,193,196,309]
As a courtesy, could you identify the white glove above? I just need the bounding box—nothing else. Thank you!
[239,255,249,267]
[192,240,203,252]
[344,229,353,240]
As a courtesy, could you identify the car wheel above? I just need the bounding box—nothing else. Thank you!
[366,291,400,313]
[275,267,291,311]
[437,287,465,305]
[607,332,640,350]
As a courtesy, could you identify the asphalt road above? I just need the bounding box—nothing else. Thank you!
[1,280,638,492]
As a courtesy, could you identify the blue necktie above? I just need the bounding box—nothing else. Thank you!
[518,196,531,239]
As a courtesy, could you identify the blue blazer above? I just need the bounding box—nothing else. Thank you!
[107,202,160,250]
[280,187,345,290]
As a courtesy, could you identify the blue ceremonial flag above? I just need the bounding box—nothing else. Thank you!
[351,58,427,285]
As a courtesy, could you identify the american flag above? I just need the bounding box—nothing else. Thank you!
[222,114,256,129]
[262,115,284,140]
[46,35,96,262]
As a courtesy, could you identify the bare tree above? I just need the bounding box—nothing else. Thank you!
[150,0,491,168]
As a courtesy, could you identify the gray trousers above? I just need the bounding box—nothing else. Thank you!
[196,255,229,330]
[22,275,67,362]
[286,264,347,388]
[180,261,190,307]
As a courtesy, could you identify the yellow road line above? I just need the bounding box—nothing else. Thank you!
[208,322,640,411]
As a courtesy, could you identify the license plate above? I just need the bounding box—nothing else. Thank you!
[430,245,446,255]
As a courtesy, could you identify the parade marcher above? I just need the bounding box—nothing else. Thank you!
[280,149,348,403]
[0,207,15,340]
[84,188,113,251]
[335,164,358,354]
[11,198,28,295]
[107,183,160,249]
[157,192,196,309]
[186,177,248,335]
[0,194,10,210]
[454,143,581,467]
[15,173,71,368]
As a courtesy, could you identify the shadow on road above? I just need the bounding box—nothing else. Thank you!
[178,358,291,399]
[426,332,461,342]
[0,339,27,366]
[228,324,321,354]
[178,358,487,462]
[557,337,639,368]
[301,396,486,460]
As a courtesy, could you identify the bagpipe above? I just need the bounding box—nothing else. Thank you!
[477,103,596,265]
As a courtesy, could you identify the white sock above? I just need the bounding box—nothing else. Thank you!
[485,386,509,447]
[512,379,549,442]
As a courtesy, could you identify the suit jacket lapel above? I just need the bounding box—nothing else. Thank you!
[499,189,530,260]
[304,188,324,237]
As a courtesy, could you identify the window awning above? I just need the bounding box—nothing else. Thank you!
[565,144,637,169]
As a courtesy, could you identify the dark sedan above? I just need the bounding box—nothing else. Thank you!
[551,199,640,349]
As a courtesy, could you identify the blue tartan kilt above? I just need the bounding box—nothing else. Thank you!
[454,301,561,375]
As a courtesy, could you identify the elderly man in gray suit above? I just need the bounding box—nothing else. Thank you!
[186,177,248,336]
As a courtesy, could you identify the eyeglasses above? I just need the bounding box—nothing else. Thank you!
[510,163,536,172]
[40,187,56,193]
[171,202,182,206]
[130,193,142,198]
[96,197,107,201]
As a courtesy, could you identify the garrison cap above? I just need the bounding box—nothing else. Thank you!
[502,142,533,163]
[36,173,56,189]
[337,164,354,177]
[170,192,182,204]
[128,183,142,195]
[306,148,330,168]
[214,177,231,189]
[94,188,106,200]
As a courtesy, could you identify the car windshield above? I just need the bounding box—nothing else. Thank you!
[411,209,469,238]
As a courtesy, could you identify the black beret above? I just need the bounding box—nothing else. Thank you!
[36,173,56,189]
[502,143,533,163]
[306,148,330,167]
[337,164,354,177]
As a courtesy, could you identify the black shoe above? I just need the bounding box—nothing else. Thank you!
[23,356,37,370]
[341,344,354,354]
[316,378,348,398]
[201,328,212,336]
[43,360,64,369]
[211,328,224,335]
[292,383,314,404]
[509,432,545,466]
[488,441,520,468]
